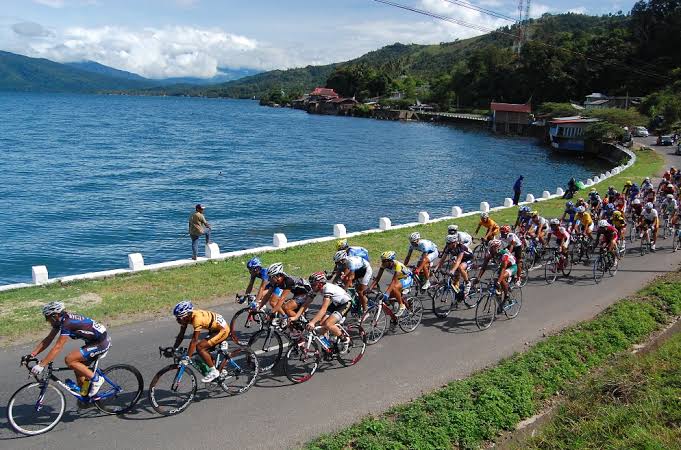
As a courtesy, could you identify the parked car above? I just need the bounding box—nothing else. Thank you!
[632,126,649,137]
[657,135,674,146]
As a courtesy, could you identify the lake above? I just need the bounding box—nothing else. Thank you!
[0,93,609,284]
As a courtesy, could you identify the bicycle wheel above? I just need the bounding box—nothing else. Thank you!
[398,296,423,333]
[230,308,266,346]
[216,346,259,395]
[544,257,558,284]
[473,243,486,264]
[640,234,648,256]
[248,328,283,372]
[148,364,197,416]
[7,382,65,435]
[561,255,573,277]
[431,285,455,318]
[608,254,619,277]
[360,304,389,345]
[593,255,606,284]
[475,294,496,330]
[463,278,482,308]
[285,338,321,383]
[673,230,681,252]
[94,364,144,415]
[336,324,367,367]
[504,288,523,319]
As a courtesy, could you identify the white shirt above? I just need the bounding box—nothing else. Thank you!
[322,283,351,305]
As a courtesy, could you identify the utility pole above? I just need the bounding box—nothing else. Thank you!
[515,0,524,55]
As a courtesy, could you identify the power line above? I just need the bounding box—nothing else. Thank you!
[442,0,518,23]
[370,0,671,82]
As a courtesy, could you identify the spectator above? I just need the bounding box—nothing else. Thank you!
[189,204,211,260]
[513,175,524,205]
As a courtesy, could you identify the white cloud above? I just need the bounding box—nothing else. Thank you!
[12,21,53,37]
[33,0,65,7]
[529,2,551,18]
[567,7,588,14]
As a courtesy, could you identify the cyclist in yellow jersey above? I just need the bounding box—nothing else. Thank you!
[475,212,500,242]
[172,301,230,383]
[370,251,414,317]
[611,210,627,249]
[572,206,594,239]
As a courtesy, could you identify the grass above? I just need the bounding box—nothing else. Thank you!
[0,147,662,343]
[305,271,681,450]
[523,322,681,449]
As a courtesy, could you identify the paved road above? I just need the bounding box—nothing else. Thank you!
[0,142,678,450]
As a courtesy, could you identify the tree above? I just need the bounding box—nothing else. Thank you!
[584,107,648,127]
[538,102,580,117]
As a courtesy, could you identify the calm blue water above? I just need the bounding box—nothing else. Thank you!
[0,93,609,284]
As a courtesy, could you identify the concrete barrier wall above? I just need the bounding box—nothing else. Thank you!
[0,145,636,292]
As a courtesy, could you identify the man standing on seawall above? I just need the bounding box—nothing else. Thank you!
[189,204,211,260]
[513,175,524,205]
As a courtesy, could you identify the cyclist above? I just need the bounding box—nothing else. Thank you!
[640,202,659,251]
[514,205,532,231]
[475,240,516,305]
[499,225,523,286]
[333,250,372,313]
[546,218,571,260]
[257,263,309,320]
[575,197,588,210]
[572,206,594,239]
[306,272,352,353]
[172,300,230,383]
[436,234,474,296]
[600,202,616,221]
[628,182,640,204]
[606,186,617,203]
[527,211,549,244]
[446,224,473,250]
[588,189,602,213]
[610,210,627,250]
[660,193,678,230]
[475,212,500,242]
[242,257,270,303]
[641,176,653,192]
[404,232,438,290]
[622,180,632,199]
[371,251,413,317]
[561,201,577,227]
[28,302,110,398]
[613,192,626,213]
[336,239,370,261]
[596,220,619,263]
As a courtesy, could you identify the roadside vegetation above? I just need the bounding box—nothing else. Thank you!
[305,271,681,450]
[523,321,681,449]
[0,148,662,344]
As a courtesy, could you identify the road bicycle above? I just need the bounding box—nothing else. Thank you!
[544,246,572,284]
[570,233,593,264]
[7,355,143,435]
[660,211,673,239]
[639,223,653,256]
[430,269,480,318]
[475,282,522,330]
[593,246,619,284]
[246,312,288,372]
[672,224,681,252]
[522,236,544,270]
[285,321,366,384]
[148,343,258,416]
[359,286,424,345]
[472,238,490,266]
[230,294,267,346]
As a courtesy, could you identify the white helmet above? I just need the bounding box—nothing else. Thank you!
[576,206,585,213]
[549,218,560,226]
[667,193,674,199]
[446,234,459,244]
[480,212,489,220]
[333,250,348,263]
[632,198,641,205]
[447,224,459,234]
[42,301,65,317]
[598,219,609,228]
[409,232,420,243]
[266,262,284,277]
[645,202,654,210]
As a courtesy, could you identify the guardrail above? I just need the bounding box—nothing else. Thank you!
[0,145,636,293]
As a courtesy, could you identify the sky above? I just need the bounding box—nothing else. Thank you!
[1,0,637,79]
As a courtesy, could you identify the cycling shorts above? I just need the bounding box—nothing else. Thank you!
[354,265,373,286]
[421,251,439,264]
[503,265,518,278]
[559,236,571,248]
[80,336,111,362]
[400,276,414,289]
[327,301,352,322]
[205,327,230,348]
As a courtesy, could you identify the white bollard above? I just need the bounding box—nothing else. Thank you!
[333,224,347,238]
[504,198,513,207]
[273,233,288,247]
[418,211,430,224]
[451,206,462,218]
[542,190,551,199]
[586,179,594,186]
[379,217,392,230]
[128,253,144,271]
[480,202,490,212]
[556,187,565,196]
[605,170,612,177]
[593,176,600,183]
[206,243,220,259]
[32,265,48,285]
[525,194,535,203]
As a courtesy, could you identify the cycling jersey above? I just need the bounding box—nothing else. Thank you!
[479,218,500,232]
[269,274,311,297]
[253,267,269,281]
[662,199,678,213]
[387,261,412,280]
[597,225,618,241]
[611,216,626,228]
[454,231,473,249]
[642,209,659,223]
[531,217,548,232]
[345,255,370,272]
[549,226,570,241]
[54,312,107,343]
[442,243,473,263]
[500,251,517,267]
[409,239,438,254]
[321,283,351,305]
[190,309,228,332]
[629,186,640,200]
[575,212,593,229]
[563,208,576,223]
[500,232,522,249]
[347,246,370,261]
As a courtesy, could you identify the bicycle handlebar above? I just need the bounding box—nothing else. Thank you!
[159,346,185,359]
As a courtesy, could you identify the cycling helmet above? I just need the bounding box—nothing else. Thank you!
[489,239,502,249]
[308,271,326,285]
[266,262,284,277]
[335,239,348,251]
[173,300,193,318]
[605,203,615,211]
[549,218,560,226]
[446,234,459,244]
[480,212,489,220]
[667,193,674,199]
[519,205,531,214]
[625,180,632,187]
[565,201,574,209]
[645,177,651,182]
[447,224,459,234]
[645,202,654,210]
[633,198,641,205]
[42,301,65,317]
[598,220,609,228]
[590,188,597,193]
[246,257,262,270]
[500,225,511,235]
[333,250,348,263]
[381,250,396,261]
[576,206,585,213]
[531,210,539,217]
[613,211,624,218]
[409,232,421,243]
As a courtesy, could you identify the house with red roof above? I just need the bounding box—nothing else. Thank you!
[490,102,532,134]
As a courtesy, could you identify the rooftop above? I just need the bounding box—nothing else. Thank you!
[490,102,532,113]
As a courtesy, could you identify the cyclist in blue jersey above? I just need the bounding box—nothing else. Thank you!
[336,239,370,261]
[242,257,269,303]
[28,302,110,399]
[514,206,532,231]
[333,250,372,313]
[404,232,438,290]
[560,201,577,227]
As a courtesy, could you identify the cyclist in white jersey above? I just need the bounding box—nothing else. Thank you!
[640,202,659,250]
[306,272,352,352]
[447,224,473,251]
[333,250,372,313]
[404,232,438,290]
